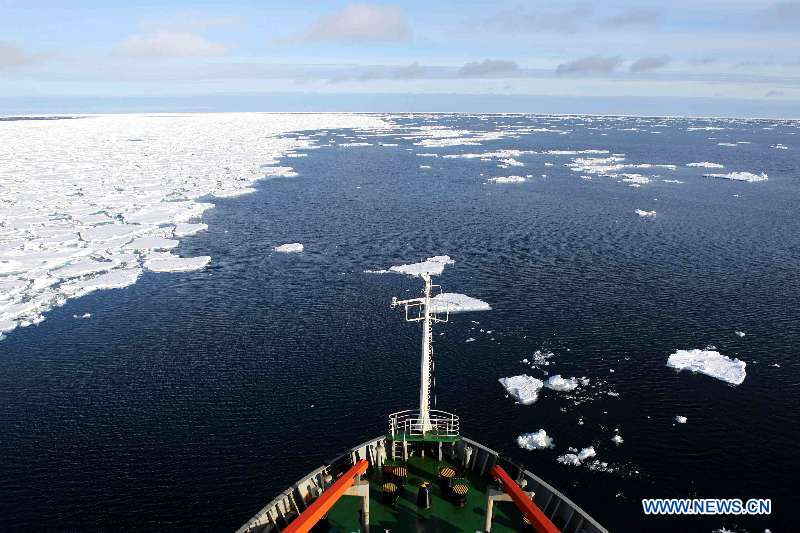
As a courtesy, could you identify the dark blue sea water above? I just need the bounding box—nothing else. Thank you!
[1,114,798,532]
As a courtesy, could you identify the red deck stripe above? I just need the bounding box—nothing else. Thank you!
[284,459,369,533]
[490,465,561,533]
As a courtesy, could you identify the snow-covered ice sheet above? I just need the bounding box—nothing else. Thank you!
[0,112,386,339]
[667,348,747,385]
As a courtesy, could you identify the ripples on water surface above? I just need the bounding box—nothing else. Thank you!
[1,114,799,532]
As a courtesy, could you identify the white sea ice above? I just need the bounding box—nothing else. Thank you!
[144,255,211,272]
[544,374,579,392]
[675,415,688,424]
[499,375,545,404]
[517,429,555,450]
[274,243,304,253]
[173,223,208,237]
[735,330,746,337]
[772,143,788,150]
[687,162,724,168]
[612,434,624,445]
[667,348,747,385]
[557,454,581,466]
[388,255,454,277]
[703,172,768,182]
[635,209,656,217]
[487,176,526,184]
[430,293,491,314]
[0,112,386,340]
[578,446,596,461]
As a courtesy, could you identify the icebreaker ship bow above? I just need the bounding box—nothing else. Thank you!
[238,258,608,532]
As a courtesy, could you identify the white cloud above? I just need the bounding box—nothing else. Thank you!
[112,31,228,59]
[289,3,411,43]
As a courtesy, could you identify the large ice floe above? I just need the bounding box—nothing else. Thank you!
[666,348,747,385]
[487,175,527,184]
[0,113,386,340]
[429,293,492,313]
[499,375,544,404]
[517,429,555,450]
[703,171,768,182]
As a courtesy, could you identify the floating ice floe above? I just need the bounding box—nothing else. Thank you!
[144,255,211,272]
[173,223,208,237]
[611,434,624,445]
[635,209,656,217]
[545,374,579,392]
[274,243,304,253]
[675,415,687,424]
[429,293,491,314]
[73,313,91,319]
[687,162,724,168]
[717,142,738,147]
[517,429,555,450]
[419,165,431,169]
[703,172,768,182]
[557,446,596,466]
[387,255,454,277]
[772,143,788,150]
[465,337,476,343]
[735,330,746,337]
[487,176,526,184]
[499,375,544,404]
[666,348,747,385]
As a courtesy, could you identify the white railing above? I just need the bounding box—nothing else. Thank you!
[388,409,460,438]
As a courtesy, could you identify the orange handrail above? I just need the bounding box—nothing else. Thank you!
[490,465,561,533]
[284,459,369,533]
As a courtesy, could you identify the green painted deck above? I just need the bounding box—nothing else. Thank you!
[323,454,525,532]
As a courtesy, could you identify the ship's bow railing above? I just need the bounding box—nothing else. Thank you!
[388,409,459,438]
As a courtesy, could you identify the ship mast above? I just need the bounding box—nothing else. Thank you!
[391,272,448,434]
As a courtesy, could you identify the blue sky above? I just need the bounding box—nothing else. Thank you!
[1,1,799,115]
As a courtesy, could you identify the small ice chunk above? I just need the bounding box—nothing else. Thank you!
[430,293,491,314]
[557,453,581,466]
[578,446,596,461]
[517,429,555,450]
[465,337,476,343]
[72,313,92,319]
[667,348,747,385]
[274,243,304,253]
[675,415,688,424]
[735,330,746,337]
[635,209,656,217]
[544,374,579,392]
[499,375,544,405]
[611,434,624,445]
